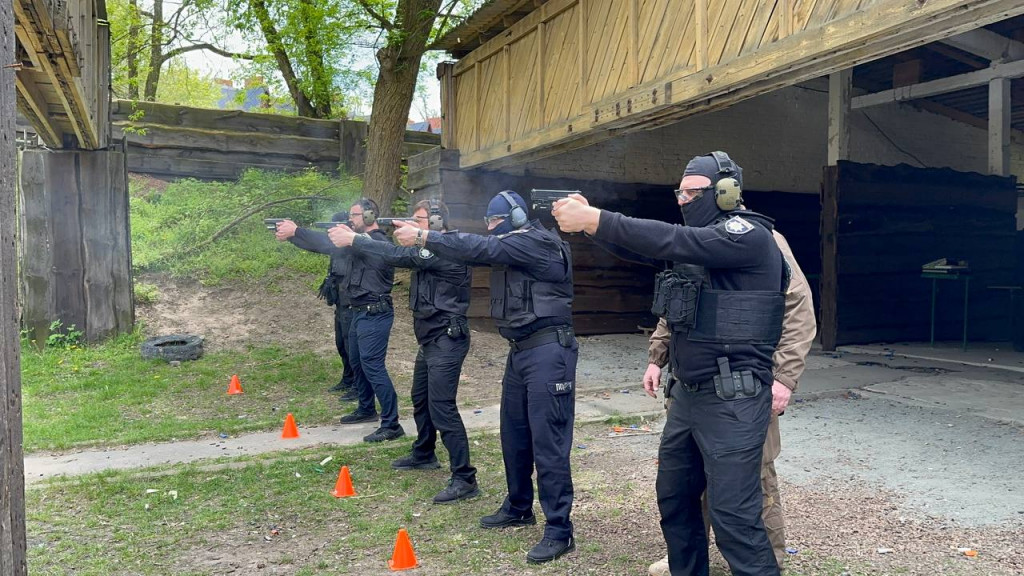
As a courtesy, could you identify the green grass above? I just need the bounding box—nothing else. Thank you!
[130,169,362,286]
[19,328,352,452]
[25,435,656,576]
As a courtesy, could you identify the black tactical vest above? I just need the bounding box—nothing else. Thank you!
[489,227,573,329]
[344,229,395,299]
[409,255,471,319]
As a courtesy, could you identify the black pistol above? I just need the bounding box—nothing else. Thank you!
[264,218,286,231]
[530,189,581,211]
[313,221,347,230]
[376,217,419,227]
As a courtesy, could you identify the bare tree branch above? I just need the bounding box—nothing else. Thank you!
[434,0,463,39]
[163,42,257,61]
[355,0,395,31]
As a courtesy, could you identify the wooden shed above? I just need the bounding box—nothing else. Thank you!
[411,0,1024,347]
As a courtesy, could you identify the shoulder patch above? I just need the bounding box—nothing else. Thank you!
[722,216,754,236]
[418,248,434,259]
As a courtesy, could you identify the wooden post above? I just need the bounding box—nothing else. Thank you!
[1,0,29,571]
[437,62,456,150]
[828,69,851,165]
[820,165,839,352]
[339,120,369,175]
[989,77,1011,176]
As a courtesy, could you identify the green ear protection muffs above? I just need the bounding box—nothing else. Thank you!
[709,151,743,211]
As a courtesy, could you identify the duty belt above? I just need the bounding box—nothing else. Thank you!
[349,296,392,314]
[508,325,574,352]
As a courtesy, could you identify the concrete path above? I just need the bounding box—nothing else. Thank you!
[24,338,1024,495]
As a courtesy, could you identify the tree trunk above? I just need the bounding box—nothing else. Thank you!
[250,0,319,117]
[126,0,141,100]
[143,0,163,100]
[361,0,442,212]
[0,0,28,571]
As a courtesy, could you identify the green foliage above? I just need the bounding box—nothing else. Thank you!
[18,329,350,452]
[44,321,83,350]
[133,281,160,304]
[130,170,362,285]
[154,59,224,108]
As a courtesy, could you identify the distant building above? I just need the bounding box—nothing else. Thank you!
[407,117,443,134]
[216,77,295,113]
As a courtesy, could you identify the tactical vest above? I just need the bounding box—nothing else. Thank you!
[409,258,471,319]
[489,227,573,329]
[345,229,394,297]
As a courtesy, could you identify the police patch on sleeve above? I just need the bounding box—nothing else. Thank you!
[418,248,434,259]
[723,216,754,235]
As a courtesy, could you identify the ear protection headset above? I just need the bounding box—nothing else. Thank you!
[426,198,446,231]
[498,190,528,229]
[709,151,743,211]
[358,198,378,226]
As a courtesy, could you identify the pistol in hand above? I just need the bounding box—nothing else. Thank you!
[530,189,581,211]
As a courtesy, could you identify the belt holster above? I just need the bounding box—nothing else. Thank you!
[712,357,761,401]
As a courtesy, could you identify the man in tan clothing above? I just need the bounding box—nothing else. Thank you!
[646,229,816,575]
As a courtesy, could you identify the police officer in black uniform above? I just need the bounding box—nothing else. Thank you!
[393,191,578,564]
[329,199,478,503]
[275,212,357,400]
[552,153,786,576]
[331,198,404,443]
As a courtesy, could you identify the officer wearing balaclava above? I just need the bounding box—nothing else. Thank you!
[392,190,578,565]
[551,152,787,576]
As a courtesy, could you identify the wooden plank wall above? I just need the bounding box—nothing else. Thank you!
[111,101,441,181]
[1,0,28,570]
[822,161,1017,348]
[17,150,134,343]
[445,0,1024,169]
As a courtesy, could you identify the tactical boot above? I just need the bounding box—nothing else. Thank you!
[432,478,480,504]
[339,410,378,425]
[526,537,575,564]
[479,508,536,529]
[363,425,406,443]
[328,381,348,393]
[391,454,441,470]
[648,555,670,576]
[339,388,359,402]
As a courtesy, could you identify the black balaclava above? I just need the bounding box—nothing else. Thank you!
[679,154,743,227]
[486,191,527,236]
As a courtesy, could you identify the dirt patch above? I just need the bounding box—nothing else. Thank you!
[136,273,649,408]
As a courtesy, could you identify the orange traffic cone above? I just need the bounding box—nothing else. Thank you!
[281,413,300,439]
[227,374,243,395]
[388,528,418,571]
[331,465,356,498]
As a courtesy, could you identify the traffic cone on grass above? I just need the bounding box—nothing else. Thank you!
[388,528,418,571]
[281,413,300,439]
[331,466,356,498]
[227,374,243,395]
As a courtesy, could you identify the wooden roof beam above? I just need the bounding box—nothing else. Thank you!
[940,28,1024,62]
[15,74,61,146]
[852,59,1024,109]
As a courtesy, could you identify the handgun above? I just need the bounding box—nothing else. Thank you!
[375,217,419,227]
[530,189,581,211]
[263,218,286,230]
[313,221,348,230]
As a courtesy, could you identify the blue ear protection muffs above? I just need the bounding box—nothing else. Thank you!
[499,191,528,229]
[427,198,445,231]
[359,198,378,226]
[709,151,743,211]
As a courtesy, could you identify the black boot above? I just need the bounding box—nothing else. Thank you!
[432,478,480,504]
[363,425,406,443]
[391,454,441,470]
[526,537,575,564]
[479,508,536,529]
[339,410,378,425]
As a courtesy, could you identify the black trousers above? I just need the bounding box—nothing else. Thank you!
[409,333,475,482]
[333,305,356,390]
[499,338,578,541]
[657,380,778,576]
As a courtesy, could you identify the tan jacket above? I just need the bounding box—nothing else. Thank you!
[647,230,816,391]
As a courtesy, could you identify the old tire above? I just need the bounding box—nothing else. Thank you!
[141,334,204,362]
